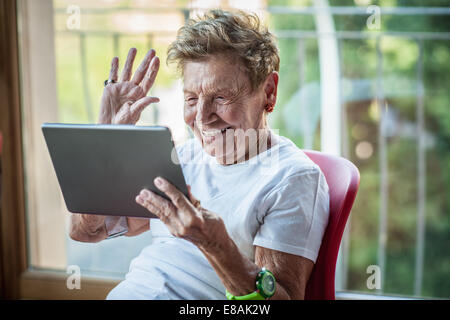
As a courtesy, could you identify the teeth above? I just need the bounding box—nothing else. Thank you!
[202,127,231,137]
[202,129,221,137]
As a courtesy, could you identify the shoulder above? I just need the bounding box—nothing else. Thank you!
[258,135,330,221]
[266,134,325,185]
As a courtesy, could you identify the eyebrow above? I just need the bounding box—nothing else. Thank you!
[183,87,238,96]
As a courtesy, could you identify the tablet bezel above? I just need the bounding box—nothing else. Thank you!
[42,123,188,218]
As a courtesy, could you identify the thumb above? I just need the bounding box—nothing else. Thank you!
[113,101,133,124]
[130,96,159,116]
[187,185,201,208]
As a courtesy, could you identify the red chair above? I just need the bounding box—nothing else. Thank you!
[303,150,360,300]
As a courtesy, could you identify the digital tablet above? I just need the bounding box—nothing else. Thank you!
[42,123,188,218]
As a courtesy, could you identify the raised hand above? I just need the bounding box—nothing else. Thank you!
[98,48,160,125]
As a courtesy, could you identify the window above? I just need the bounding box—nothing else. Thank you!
[267,0,450,298]
[20,0,190,281]
[15,0,450,299]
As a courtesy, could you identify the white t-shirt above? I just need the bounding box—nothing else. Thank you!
[106,132,330,300]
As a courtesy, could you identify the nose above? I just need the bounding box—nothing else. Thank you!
[195,98,216,126]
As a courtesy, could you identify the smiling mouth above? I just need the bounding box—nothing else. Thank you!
[201,126,233,137]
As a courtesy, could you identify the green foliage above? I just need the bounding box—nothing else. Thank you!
[268,0,450,298]
[53,0,449,298]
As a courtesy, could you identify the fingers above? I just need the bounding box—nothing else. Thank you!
[120,48,137,82]
[136,181,206,240]
[136,189,176,224]
[187,185,201,209]
[141,56,160,95]
[109,56,119,82]
[154,177,190,210]
[153,178,201,228]
[131,49,155,85]
[112,101,132,124]
[115,48,159,93]
[130,96,160,118]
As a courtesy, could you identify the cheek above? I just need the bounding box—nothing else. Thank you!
[184,106,196,128]
[216,104,241,123]
[216,102,253,127]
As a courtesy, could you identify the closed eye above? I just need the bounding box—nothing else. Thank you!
[215,96,227,102]
[185,97,198,105]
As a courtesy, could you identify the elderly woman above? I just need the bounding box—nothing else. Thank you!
[69,9,329,300]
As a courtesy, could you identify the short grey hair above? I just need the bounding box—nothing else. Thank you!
[167,9,280,90]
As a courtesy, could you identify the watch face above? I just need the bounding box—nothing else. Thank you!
[261,273,276,295]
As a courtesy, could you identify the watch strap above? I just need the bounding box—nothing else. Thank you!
[105,216,128,239]
[225,267,276,300]
[225,290,266,300]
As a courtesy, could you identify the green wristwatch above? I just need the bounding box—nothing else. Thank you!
[226,267,276,300]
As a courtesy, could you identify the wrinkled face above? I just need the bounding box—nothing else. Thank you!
[183,54,268,164]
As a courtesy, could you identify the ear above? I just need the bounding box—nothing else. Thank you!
[263,71,279,107]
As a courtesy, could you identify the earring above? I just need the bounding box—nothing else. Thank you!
[265,104,274,113]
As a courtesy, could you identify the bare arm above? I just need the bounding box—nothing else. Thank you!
[255,246,314,299]
[203,243,314,300]
[69,214,149,243]
[198,236,313,300]
[135,177,315,299]
[69,47,159,243]
[69,213,107,243]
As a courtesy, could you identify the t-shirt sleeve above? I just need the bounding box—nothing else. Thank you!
[253,168,330,263]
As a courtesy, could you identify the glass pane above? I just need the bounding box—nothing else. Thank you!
[19,0,450,299]
[337,11,450,298]
[20,0,191,278]
[21,0,299,281]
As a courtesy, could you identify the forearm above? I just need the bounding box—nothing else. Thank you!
[69,213,107,243]
[198,237,292,299]
[135,177,307,300]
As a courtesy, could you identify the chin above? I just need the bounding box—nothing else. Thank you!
[201,138,236,163]
[192,126,241,164]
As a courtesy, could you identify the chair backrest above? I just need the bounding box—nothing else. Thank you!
[303,150,360,300]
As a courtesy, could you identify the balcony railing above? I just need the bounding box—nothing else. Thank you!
[53,4,450,299]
